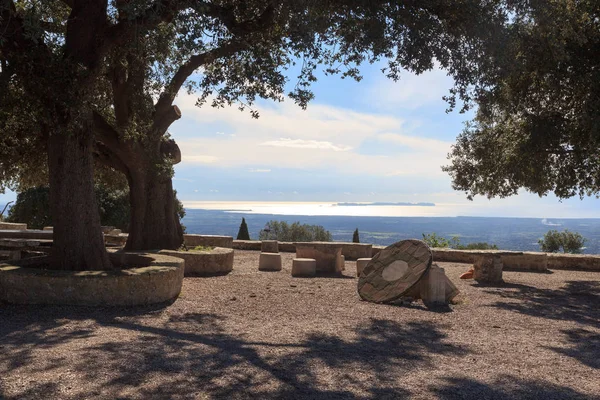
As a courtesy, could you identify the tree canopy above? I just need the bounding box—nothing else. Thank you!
[1,0,520,269]
[444,0,600,200]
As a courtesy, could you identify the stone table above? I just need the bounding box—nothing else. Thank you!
[295,242,344,274]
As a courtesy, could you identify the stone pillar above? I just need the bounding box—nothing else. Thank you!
[356,258,372,277]
[420,264,447,307]
[473,255,503,283]
[259,252,282,271]
[292,258,316,277]
[261,240,279,253]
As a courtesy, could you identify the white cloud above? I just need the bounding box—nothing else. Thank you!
[261,138,352,152]
[248,168,271,173]
[182,155,219,164]
[172,93,449,177]
[216,131,225,135]
[366,66,453,110]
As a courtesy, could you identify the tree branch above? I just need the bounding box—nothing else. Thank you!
[153,39,248,119]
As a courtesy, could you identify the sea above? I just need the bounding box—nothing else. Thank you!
[181,202,600,254]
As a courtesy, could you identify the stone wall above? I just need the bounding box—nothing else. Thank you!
[232,240,372,259]
[371,245,600,272]
[184,234,233,248]
[0,222,27,230]
[0,252,184,306]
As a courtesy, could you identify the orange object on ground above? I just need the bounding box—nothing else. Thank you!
[459,268,474,279]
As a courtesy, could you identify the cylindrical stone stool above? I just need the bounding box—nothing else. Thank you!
[473,255,503,284]
[261,240,279,253]
[356,258,372,277]
[259,252,282,271]
[292,258,317,277]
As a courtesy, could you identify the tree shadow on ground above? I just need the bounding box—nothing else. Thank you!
[0,305,463,399]
[546,328,600,370]
[484,280,600,328]
[430,375,594,400]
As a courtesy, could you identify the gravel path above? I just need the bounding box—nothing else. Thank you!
[1,250,599,399]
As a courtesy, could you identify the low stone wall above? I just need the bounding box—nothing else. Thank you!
[184,234,233,248]
[232,240,370,259]
[233,240,261,251]
[547,253,600,271]
[0,222,27,230]
[339,243,372,260]
[0,252,184,306]
[372,245,600,272]
[0,229,51,240]
[160,247,234,276]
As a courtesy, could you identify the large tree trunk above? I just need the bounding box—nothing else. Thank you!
[125,168,183,251]
[47,128,113,271]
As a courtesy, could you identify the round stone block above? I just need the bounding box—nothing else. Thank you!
[160,247,234,276]
[356,258,372,277]
[357,239,432,303]
[259,252,282,271]
[292,258,316,277]
[261,240,279,253]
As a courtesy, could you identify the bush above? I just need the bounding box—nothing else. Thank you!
[422,232,497,250]
[539,229,586,254]
[422,233,450,248]
[236,217,250,240]
[455,242,498,250]
[352,228,360,243]
[259,220,332,242]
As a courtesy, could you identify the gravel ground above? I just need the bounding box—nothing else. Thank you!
[1,250,599,400]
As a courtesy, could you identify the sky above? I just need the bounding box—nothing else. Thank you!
[1,62,598,218]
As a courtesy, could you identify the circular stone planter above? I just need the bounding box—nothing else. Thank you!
[159,247,234,276]
[0,252,184,306]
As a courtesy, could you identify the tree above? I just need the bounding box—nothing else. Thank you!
[5,185,185,232]
[236,218,250,240]
[444,1,600,200]
[2,0,513,270]
[539,229,586,254]
[352,228,360,243]
[259,220,332,242]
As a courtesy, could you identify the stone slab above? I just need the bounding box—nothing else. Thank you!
[358,239,432,303]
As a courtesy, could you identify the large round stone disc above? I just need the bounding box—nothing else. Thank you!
[357,239,432,303]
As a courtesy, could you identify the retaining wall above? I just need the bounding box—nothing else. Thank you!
[184,234,233,248]
[0,252,184,306]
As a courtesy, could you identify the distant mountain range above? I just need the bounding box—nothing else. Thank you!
[336,202,435,207]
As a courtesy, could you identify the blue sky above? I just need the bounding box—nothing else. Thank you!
[1,62,598,218]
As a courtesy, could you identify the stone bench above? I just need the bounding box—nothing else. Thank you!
[184,234,233,248]
[295,242,344,274]
[292,258,316,277]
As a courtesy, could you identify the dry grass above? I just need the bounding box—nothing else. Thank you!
[1,250,599,399]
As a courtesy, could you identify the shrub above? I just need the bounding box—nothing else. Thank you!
[455,242,498,250]
[539,229,586,254]
[422,233,450,248]
[352,228,360,243]
[236,217,250,240]
[259,220,332,242]
[422,232,497,250]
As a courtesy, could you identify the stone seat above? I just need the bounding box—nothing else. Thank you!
[292,258,316,277]
[259,252,282,271]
